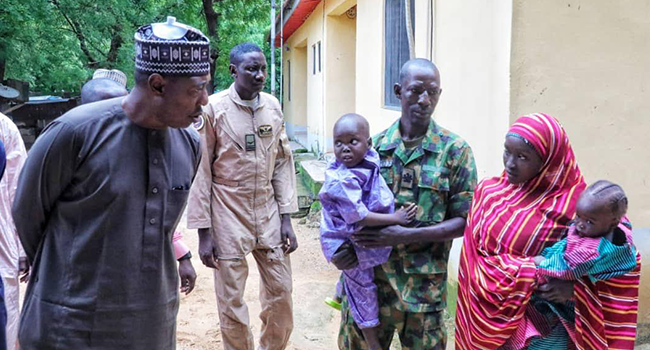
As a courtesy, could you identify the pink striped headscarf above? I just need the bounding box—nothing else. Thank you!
[455,113,586,349]
[455,113,640,350]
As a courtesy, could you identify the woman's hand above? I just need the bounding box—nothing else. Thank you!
[535,278,574,303]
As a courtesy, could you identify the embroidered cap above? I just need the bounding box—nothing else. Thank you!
[92,69,128,87]
[134,16,210,76]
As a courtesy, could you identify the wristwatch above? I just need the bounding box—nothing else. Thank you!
[178,251,192,261]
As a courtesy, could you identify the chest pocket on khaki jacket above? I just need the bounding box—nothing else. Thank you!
[212,115,246,184]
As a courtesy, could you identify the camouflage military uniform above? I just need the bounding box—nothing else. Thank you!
[338,119,477,349]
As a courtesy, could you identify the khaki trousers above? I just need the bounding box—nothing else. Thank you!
[213,248,293,350]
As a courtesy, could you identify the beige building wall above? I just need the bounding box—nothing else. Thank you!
[282,41,308,147]
[282,0,357,153]
[510,0,650,228]
[282,1,325,152]
[427,0,513,294]
[305,5,325,153]
[355,0,512,178]
[433,0,513,179]
[354,0,401,136]
[353,0,436,135]
[352,1,513,290]
[283,0,650,337]
[324,1,357,151]
[511,1,650,336]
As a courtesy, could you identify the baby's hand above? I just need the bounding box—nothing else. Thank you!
[533,256,545,266]
[394,203,417,225]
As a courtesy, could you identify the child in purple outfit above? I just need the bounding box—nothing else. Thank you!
[319,113,416,350]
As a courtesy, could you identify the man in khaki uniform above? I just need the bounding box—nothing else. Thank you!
[187,42,298,350]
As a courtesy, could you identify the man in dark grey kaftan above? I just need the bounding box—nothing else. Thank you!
[11,17,211,350]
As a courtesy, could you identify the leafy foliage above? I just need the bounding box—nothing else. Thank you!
[208,0,277,92]
[0,0,278,95]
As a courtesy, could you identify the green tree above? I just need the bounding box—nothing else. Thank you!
[1,0,278,96]
[206,0,274,92]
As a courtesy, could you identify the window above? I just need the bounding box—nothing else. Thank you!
[287,60,291,101]
[318,41,321,72]
[312,44,316,75]
[312,41,322,75]
[384,0,415,108]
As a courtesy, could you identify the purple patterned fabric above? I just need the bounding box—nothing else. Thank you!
[319,148,394,328]
[319,148,394,269]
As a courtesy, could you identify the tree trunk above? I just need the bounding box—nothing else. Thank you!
[202,0,221,93]
[106,25,123,67]
[0,55,5,83]
[50,0,98,69]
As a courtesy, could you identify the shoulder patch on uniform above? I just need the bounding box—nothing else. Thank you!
[193,115,205,130]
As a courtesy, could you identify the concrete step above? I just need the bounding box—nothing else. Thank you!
[292,159,328,218]
[291,144,317,218]
[298,159,327,198]
[293,152,316,171]
[289,140,308,153]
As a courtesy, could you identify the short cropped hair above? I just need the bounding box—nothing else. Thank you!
[398,58,438,84]
[80,78,128,104]
[230,42,263,66]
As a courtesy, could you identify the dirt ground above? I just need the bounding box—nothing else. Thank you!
[14,212,647,349]
[175,215,343,350]
[16,213,442,349]
[18,217,345,349]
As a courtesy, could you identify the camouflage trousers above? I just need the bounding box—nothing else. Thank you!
[337,295,446,350]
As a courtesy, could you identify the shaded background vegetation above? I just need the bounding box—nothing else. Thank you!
[0,0,279,95]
